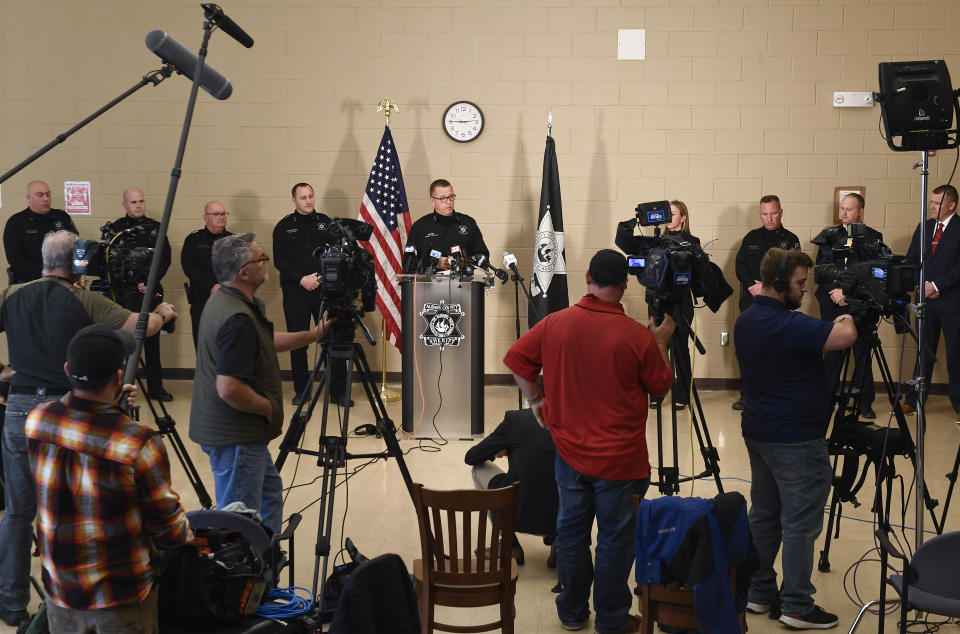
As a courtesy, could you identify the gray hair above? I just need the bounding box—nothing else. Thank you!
[42,230,80,273]
[212,232,255,283]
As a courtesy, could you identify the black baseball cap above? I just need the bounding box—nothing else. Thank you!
[66,324,136,385]
[588,249,628,287]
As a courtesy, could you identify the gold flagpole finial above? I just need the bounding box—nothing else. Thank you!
[377,98,399,126]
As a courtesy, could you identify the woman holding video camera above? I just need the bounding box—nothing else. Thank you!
[663,200,699,411]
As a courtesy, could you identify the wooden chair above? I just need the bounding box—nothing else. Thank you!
[412,482,520,634]
[637,569,746,634]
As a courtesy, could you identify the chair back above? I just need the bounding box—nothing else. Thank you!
[413,482,520,589]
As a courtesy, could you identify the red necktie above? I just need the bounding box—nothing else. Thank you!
[932,221,944,254]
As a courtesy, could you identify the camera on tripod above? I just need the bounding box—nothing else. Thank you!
[311,218,378,317]
[617,201,732,322]
[72,222,174,333]
[811,223,915,321]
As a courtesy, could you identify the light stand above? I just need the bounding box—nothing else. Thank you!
[874,59,960,549]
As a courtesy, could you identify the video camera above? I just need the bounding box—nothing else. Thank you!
[311,218,378,317]
[811,223,915,320]
[616,201,732,323]
[73,221,174,332]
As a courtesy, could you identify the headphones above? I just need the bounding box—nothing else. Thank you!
[772,248,789,293]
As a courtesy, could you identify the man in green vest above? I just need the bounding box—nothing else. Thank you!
[189,232,335,533]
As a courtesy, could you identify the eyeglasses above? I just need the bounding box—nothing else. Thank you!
[431,194,456,203]
[242,254,270,268]
[205,211,230,217]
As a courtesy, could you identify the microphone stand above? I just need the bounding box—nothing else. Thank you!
[509,265,539,408]
[0,66,174,184]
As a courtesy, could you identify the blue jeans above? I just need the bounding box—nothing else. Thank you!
[554,455,648,633]
[0,393,52,614]
[744,437,832,617]
[202,443,283,534]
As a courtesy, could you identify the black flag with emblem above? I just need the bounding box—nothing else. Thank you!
[528,135,568,328]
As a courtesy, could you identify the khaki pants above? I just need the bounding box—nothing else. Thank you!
[46,585,158,634]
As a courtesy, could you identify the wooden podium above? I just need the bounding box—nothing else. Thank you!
[399,272,486,438]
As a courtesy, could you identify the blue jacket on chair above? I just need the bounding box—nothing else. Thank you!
[636,493,751,634]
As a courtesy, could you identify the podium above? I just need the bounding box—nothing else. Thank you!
[399,272,487,438]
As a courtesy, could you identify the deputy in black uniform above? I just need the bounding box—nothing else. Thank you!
[733,194,801,410]
[111,187,173,401]
[182,200,233,348]
[404,179,489,272]
[272,182,346,405]
[616,200,700,410]
[814,193,881,419]
[3,180,77,284]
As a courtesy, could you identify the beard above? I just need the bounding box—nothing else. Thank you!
[784,292,801,311]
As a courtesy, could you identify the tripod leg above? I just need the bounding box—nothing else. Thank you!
[275,346,329,471]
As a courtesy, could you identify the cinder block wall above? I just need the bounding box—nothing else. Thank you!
[1,0,957,382]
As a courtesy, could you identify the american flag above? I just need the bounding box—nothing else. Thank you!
[358,126,411,351]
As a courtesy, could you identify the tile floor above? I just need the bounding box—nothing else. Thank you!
[3,381,960,633]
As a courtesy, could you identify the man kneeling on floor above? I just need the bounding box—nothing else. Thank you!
[27,325,193,633]
[465,408,559,566]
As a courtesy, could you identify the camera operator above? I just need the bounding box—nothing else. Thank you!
[735,248,856,629]
[814,193,882,419]
[404,179,489,272]
[0,230,175,629]
[272,183,349,406]
[111,187,173,402]
[903,184,960,422]
[182,201,233,348]
[616,200,699,411]
[504,249,674,633]
[732,194,801,411]
[189,233,335,534]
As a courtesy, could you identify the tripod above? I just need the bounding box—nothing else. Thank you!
[817,307,941,574]
[273,314,415,607]
[130,356,212,509]
[649,312,723,495]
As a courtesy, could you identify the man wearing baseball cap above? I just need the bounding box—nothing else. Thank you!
[504,249,675,634]
[25,324,192,633]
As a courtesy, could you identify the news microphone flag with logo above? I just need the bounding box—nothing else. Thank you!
[357,126,412,351]
[528,135,568,327]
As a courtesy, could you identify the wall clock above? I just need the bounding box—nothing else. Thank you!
[443,101,484,143]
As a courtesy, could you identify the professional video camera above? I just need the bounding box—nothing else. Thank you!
[811,223,915,318]
[312,218,377,317]
[73,221,155,298]
[616,201,732,322]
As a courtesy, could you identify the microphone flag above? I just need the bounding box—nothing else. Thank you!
[357,126,412,351]
[528,134,568,328]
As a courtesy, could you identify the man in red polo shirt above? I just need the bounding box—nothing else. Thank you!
[504,249,674,634]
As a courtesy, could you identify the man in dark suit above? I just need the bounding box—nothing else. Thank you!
[904,184,960,423]
[464,408,558,566]
[815,193,883,419]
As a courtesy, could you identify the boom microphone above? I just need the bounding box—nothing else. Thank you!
[145,30,233,100]
[201,3,255,49]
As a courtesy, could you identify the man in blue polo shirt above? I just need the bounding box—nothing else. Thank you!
[735,248,857,630]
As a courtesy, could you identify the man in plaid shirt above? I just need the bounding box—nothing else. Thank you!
[26,324,192,633]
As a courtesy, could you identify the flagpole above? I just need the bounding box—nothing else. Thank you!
[547,107,552,137]
[379,318,401,402]
[375,98,402,403]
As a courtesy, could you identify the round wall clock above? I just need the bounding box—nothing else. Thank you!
[443,101,484,143]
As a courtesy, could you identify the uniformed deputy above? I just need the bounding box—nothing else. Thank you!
[3,180,78,284]
[733,194,801,410]
[272,182,347,406]
[404,179,489,272]
[111,187,173,402]
[182,201,233,348]
[814,193,882,419]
